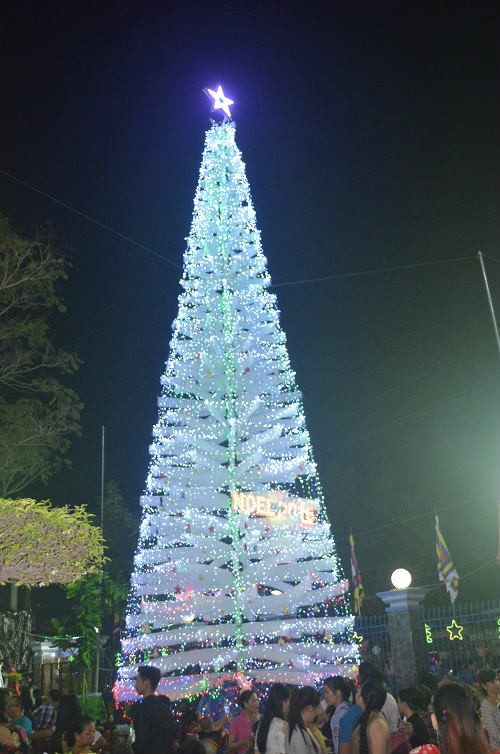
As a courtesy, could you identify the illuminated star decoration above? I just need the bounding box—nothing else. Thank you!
[206,85,234,119]
[446,618,464,641]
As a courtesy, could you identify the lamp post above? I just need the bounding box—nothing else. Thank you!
[377,568,428,687]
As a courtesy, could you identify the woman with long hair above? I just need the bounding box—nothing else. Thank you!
[409,681,493,754]
[47,694,81,754]
[350,679,389,754]
[255,684,290,754]
[287,686,321,754]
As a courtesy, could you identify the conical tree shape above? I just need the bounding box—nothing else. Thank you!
[116,120,357,700]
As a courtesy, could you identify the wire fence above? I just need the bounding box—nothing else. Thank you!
[355,599,500,691]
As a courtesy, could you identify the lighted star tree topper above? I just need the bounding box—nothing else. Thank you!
[114,88,358,701]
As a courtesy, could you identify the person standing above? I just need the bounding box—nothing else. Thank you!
[32,689,58,733]
[286,686,321,754]
[409,681,493,754]
[350,680,390,754]
[228,691,260,754]
[131,665,177,754]
[255,684,290,754]
[396,688,429,749]
[323,677,351,754]
[478,669,500,751]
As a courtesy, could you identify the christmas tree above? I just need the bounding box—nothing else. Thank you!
[115,89,358,701]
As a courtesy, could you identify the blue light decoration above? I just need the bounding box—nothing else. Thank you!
[114,91,357,702]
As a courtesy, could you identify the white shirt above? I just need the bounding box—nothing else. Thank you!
[256,717,288,754]
[382,693,400,734]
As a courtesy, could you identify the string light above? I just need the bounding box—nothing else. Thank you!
[114,120,357,702]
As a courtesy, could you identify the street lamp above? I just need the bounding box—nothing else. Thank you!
[391,568,412,589]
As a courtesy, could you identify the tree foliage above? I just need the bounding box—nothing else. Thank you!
[51,481,138,671]
[0,497,105,586]
[0,215,81,496]
[101,479,137,585]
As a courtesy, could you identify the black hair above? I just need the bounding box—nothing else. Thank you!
[256,683,290,754]
[138,665,162,691]
[19,687,33,713]
[177,739,207,754]
[0,689,11,714]
[238,690,255,709]
[356,680,386,754]
[358,662,376,684]
[32,688,43,708]
[397,687,420,712]
[48,694,81,754]
[323,676,351,702]
[415,684,432,711]
[287,686,320,748]
[65,716,94,748]
[418,672,439,692]
[478,669,495,695]
[362,669,385,686]
[48,689,60,704]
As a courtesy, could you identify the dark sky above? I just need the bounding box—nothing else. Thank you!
[1,1,499,612]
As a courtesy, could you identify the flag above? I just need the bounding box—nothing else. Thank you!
[349,531,365,614]
[435,515,459,604]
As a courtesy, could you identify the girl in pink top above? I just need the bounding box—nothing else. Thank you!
[229,691,260,754]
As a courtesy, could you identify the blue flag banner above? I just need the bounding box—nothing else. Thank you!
[435,514,459,604]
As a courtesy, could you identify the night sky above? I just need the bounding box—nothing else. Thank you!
[1,1,499,615]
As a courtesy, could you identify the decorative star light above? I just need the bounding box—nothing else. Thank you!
[446,618,464,641]
[206,85,234,118]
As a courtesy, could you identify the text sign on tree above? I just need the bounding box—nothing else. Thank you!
[231,490,319,526]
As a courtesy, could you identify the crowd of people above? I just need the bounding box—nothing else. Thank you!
[0,661,498,754]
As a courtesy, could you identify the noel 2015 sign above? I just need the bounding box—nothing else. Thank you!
[231,489,319,526]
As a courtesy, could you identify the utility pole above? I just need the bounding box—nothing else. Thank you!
[477,251,500,366]
[94,425,105,693]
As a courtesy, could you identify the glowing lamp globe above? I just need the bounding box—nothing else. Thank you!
[391,568,412,589]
